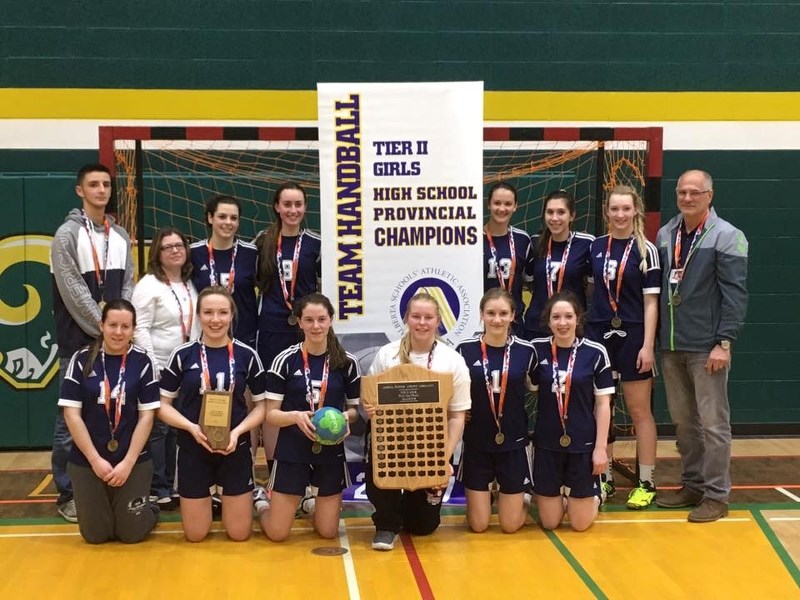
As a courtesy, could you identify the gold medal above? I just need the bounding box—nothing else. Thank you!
[494,432,505,445]
[287,314,298,326]
[311,442,322,454]
[559,434,571,448]
[107,438,119,452]
[671,292,681,306]
[611,316,622,329]
[98,300,106,311]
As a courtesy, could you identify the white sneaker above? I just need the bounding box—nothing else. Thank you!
[296,494,315,519]
[253,487,270,515]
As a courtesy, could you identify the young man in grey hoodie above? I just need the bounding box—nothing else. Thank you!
[50,163,133,522]
[655,169,748,523]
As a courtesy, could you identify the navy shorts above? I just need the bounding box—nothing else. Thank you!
[258,330,301,371]
[585,322,653,382]
[458,444,533,494]
[176,439,254,499]
[269,460,350,497]
[533,447,601,499]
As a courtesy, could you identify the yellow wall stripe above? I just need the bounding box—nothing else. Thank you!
[2,88,800,121]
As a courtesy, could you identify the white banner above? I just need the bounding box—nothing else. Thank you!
[318,81,484,348]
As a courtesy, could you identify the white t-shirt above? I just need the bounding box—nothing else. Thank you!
[367,339,471,412]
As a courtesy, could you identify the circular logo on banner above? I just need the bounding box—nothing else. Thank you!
[388,270,472,343]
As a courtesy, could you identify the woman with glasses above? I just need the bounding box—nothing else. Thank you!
[131,227,200,510]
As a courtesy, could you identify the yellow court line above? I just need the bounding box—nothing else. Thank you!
[3,89,800,121]
[28,474,57,498]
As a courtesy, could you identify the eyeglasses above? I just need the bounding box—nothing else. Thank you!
[160,242,185,252]
[675,189,711,199]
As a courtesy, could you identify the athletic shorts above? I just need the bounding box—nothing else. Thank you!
[533,447,601,499]
[258,330,301,371]
[458,444,533,494]
[269,460,350,497]
[176,438,254,499]
[585,322,653,382]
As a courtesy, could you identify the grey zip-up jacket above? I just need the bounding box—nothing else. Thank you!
[656,207,748,353]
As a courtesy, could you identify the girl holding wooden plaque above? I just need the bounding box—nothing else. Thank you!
[158,286,267,542]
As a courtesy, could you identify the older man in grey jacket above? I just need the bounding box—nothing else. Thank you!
[655,169,748,523]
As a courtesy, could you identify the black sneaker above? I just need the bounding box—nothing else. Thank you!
[371,530,398,551]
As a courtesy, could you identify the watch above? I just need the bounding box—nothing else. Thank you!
[718,340,731,351]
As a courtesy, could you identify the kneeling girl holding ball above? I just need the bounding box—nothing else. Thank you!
[259,293,361,541]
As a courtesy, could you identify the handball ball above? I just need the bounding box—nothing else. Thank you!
[312,406,348,445]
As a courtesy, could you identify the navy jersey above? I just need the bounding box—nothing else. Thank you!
[190,239,258,344]
[266,344,360,465]
[524,232,594,335]
[483,226,532,328]
[258,230,322,336]
[160,339,267,448]
[58,345,160,467]
[457,336,536,452]
[531,337,615,453]
[587,235,661,324]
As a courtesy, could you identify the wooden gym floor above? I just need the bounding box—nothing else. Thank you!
[1,439,798,599]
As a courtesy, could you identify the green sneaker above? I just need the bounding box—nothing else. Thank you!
[601,479,616,499]
[627,482,656,510]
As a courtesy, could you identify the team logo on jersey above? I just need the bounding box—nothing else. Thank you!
[388,269,472,345]
[0,234,59,390]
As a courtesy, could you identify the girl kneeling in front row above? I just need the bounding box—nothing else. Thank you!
[59,300,160,544]
[259,293,360,542]
[531,292,614,531]
[158,286,267,542]
[457,288,536,533]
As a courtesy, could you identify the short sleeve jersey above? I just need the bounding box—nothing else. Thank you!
[59,345,160,467]
[190,239,259,344]
[587,235,661,324]
[456,336,536,452]
[530,337,614,453]
[257,230,322,335]
[266,343,360,465]
[524,232,594,334]
[160,339,267,448]
[483,227,533,327]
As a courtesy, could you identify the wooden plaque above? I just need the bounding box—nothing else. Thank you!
[200,390,232,451]
[361,363,453,491]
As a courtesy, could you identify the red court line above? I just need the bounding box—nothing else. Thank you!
[400,533,435,600]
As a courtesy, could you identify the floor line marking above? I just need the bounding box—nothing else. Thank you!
[750,509,800,587]
[769,517,800,522]
[400,532,436,600]
[596,517,751,524]
[338,519,361,600]
[775,487,800,502]
[29,474,56,497]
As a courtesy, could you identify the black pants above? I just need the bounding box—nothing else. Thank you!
[364,425,443,536]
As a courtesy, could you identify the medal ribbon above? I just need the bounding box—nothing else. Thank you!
[551,338,578,436]
[199,341,235,394]
[484,227,516,291]
[167,281,194,342]
[277,231,304,312]
[426,341,437,370]
[101,347,128,441]
[206,241,238,292]
[602,236,634,317]
[301,344,330,412]
[480,336,510,434]
[81,211,110,299]
[671,213,714,302]
[546,232,574,297]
